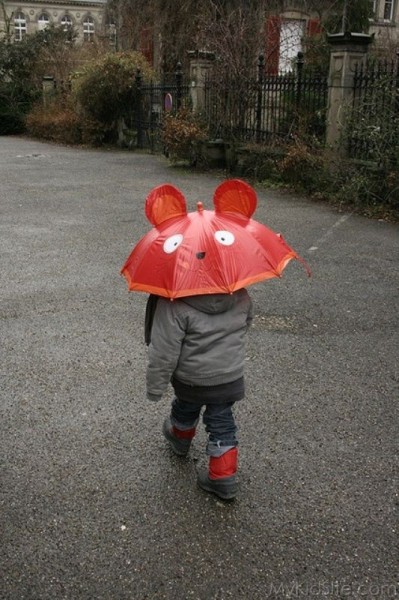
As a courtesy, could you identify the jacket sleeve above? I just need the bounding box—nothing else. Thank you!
[240,288,253,330]
[146,299,187,400]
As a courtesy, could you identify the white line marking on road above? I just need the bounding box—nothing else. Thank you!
[307,214,352,253]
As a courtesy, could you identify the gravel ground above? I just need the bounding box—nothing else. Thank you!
[0,136,398,600]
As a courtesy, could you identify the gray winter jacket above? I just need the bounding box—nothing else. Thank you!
[146,289,253,401]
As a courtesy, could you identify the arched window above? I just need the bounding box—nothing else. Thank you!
[61,15,72,31]
[61,15,73,40]
[14,12,27,41]
[38,13,50,31]
[83,16,95,41]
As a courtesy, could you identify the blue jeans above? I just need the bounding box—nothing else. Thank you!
[170,397,238,457]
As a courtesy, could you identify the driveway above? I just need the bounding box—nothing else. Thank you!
[1,136,398,599]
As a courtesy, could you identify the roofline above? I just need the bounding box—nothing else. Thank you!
[5,0,107,5]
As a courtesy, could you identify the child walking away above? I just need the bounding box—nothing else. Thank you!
[121,179,310,501]
[146,290,253,501]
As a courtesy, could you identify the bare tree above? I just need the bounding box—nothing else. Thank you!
[107,0,210,71]
[196,1,268,75]
[106,0,374,76]
[0,0,14,42]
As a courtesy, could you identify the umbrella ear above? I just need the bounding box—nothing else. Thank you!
[145,184,187,226]
[213,179,257,218]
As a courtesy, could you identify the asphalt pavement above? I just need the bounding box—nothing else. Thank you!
[1,136,398,600]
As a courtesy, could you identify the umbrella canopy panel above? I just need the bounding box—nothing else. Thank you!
[121,180,310,299]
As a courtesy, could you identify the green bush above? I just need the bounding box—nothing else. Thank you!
[0,81,39,134]
[0,25,78,135]
[72,51,154,126]
[25,50,154,146]
[0,112,24,134]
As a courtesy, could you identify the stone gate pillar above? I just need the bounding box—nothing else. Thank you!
[42,76,56,107]
[326,32,373,151]
[187,50,215,112]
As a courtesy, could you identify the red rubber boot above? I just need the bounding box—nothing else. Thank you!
[163,417,196,456]
[197,448,238,500]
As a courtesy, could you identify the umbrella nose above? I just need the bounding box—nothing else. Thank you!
[196,251,206,260]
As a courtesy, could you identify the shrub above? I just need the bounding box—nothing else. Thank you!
[0,25,78,134]
[72,51,154,126]
[0,90,27,134]
[231,143,284,182]
[26,101,81,144]
[277,137,330,194]
[336,66,399,218]
[161,108,208,164]
[329,160,399,218]
[78,114,112,146]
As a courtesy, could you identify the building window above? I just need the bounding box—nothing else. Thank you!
[14,12,27,41]
[383,0,394,20]
[279,19,305,74]
[61,15,72,31]
[38,13,50,31]
[108,22,116,47]
[61,15,73,40]
[83,16,95,41]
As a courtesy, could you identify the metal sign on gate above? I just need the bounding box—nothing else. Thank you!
[164,93,173,112]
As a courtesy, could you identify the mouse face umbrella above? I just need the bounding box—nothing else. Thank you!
[121,179,310,299]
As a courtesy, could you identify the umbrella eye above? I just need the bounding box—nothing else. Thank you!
[163,234,184,254]
[215,230,235,246]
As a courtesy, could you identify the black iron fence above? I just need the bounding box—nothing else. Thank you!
[131,63,190,151]
[204,54,328,145]
[131,54,328,153]
[131,54,398,165]
[348,57,399,165]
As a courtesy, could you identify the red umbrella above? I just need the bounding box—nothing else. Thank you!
[121,179,310,299]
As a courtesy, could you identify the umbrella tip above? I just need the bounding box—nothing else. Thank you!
[197,202,204,213]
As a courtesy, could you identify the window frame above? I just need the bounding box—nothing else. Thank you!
[61,14,73,31]
[83,16,95,42]
[278,18,306,75]
[38,13,50,31]
[107,21,116,46]
[14,11,27,41]
[383,0,394,21]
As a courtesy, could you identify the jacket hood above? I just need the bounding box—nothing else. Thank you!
[181,290,244,315]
